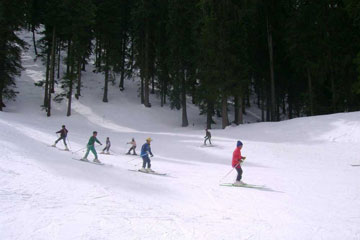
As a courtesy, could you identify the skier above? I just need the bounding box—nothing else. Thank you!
[204,128,212,145]
[126,138,137,155]
[52,125,69,150]
[140,138,154,173]
[82,131,102,163]
[101,137,111,154]
[232,140,246,186]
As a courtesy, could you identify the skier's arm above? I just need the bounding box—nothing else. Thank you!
[148,146,153,157]
[56,130,61,134]
[95,138,102,145]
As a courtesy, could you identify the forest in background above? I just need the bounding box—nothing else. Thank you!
[1,0,360,129]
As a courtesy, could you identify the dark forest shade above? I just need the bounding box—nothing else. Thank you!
[2,0,360,128]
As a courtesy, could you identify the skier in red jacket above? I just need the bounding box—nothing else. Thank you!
[232,140,246,185]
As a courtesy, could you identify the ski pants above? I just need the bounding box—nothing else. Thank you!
[142,155,151,169]
[55,136,67,146]
[235,167,243,181]
[102,145,111,152]
[84,145,97,159]
[127,146,136,154]
[204,137,211,145]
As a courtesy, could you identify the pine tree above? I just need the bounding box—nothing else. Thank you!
[0,0,26,111]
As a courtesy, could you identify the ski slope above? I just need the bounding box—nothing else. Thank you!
[1,31,360,240]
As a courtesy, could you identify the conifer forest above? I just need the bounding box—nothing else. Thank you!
[1,0,360,129]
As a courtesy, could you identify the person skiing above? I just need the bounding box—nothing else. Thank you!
[204,128,212,145]
[140,138,154,172]
[52,125,69,150]
[82,131,102,163]
[232,140,246,186]
[101,137,111,154]
[126,138,137,155]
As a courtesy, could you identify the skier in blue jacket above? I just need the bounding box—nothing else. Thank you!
[140,138,154,173]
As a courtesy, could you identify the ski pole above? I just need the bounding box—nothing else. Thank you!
[127,156,141,163]
[219,162,240,182]
[66,137,72,150]
[73,146,86,154]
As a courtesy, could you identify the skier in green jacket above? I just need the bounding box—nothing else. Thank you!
[82,131,102,163]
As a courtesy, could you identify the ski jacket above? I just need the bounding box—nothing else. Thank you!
[56,128,68,138]
[87,136,101,146]
[105,139,111,147]
[128,140,136,147]
[141,143,153,157]
[232,147,242,169]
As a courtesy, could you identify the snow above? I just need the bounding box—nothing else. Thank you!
[1,31,360,240]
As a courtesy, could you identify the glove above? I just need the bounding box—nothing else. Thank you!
[151,154,154,157]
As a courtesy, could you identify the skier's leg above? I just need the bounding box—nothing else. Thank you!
[90,146,98,159]
[55,136,62,144]
[83,146,90,159]
[62,137,68,147]
[148,157,151,169]
[236,167,243,181]
[209,138,212,145]
[141,157,146,168]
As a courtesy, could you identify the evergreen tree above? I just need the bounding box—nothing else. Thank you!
[0,0,26,111]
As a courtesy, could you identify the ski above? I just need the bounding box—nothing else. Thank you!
[72,158,105,165]
[351,164,360,167]
[220,183,266,189]
[128,169,167,176]
[47,144,70,152]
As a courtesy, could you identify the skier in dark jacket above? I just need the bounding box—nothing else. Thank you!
[140,138,154,172]
[101,137,111,154]
[82,131,102,163]
[52,125,69,150]
[204,129,212,145]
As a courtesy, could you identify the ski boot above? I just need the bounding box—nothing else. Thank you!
[139,167,147,173]
[147,168,155,173]
[93,158,101,164]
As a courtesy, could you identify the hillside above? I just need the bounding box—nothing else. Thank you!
[1,31,360,240]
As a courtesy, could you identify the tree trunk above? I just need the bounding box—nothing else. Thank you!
[50,27,56,94]
[181,70,188,127]
[206,101,213,129]
[307,67,314,116]
[267,17,276,121]
[44,50,50,108]
[57,41,61,79]
[32,26,38,57]
[144,24,151,108]
[66,39,71,76]
[103,50,109,103]
[67,42,74,117]
[119,36,126,91]
[75,58,82,99]
[239,95,243,124]
[221,94,229,129]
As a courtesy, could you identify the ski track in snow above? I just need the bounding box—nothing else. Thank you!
[1,30,360,240]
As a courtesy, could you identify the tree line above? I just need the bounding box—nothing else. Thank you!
[1,0,360,129]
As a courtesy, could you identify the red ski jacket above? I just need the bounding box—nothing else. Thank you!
[232,147,242,168]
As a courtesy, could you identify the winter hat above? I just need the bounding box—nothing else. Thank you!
[237,141,243,147]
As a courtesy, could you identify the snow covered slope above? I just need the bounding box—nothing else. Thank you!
[1,31,360,240]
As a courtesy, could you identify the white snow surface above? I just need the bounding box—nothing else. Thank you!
[1,31,360,240]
